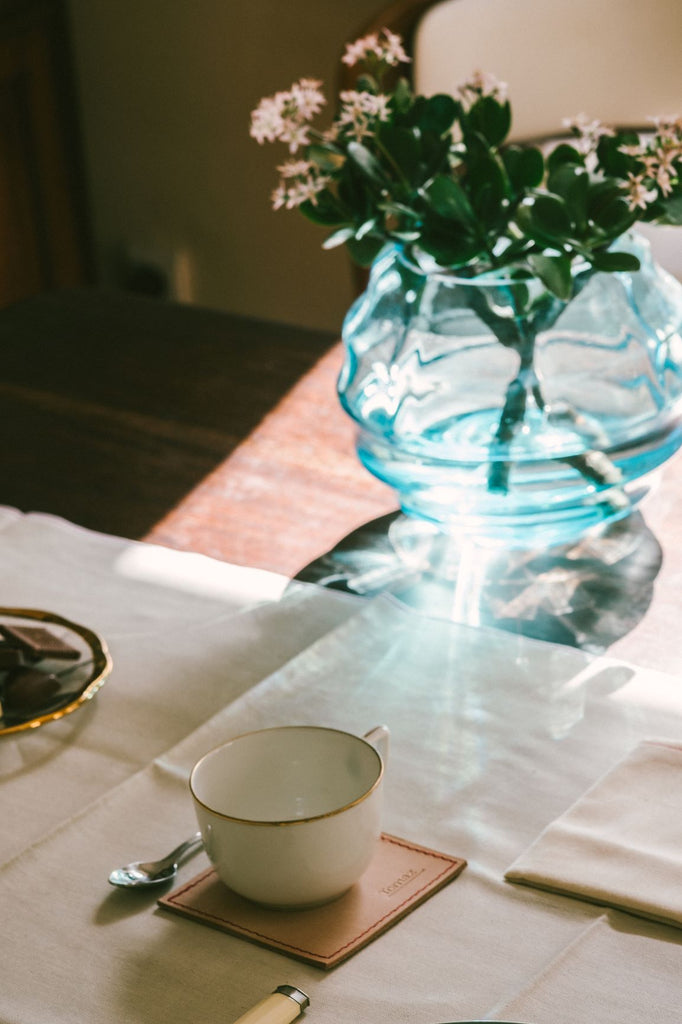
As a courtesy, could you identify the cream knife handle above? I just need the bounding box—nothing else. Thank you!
[232,987,310,1024]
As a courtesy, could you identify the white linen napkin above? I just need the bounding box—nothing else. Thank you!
[505,738,682,928]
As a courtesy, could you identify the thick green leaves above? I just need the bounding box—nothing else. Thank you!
[503,145,544,190]
[322,226,356,249]
[376,124,421,186]
[547,164,589,233]
[658,194,682,225]
[408,94,459,135]
[421,93,459,134]
[589,250,641,272]
[546,144,584,173]
[299,192,346,226]
[391,77,413,115]
[423,175,476,224]
[596,131,640,177]
[593,196,636,236]
[465,96,511,147]
[266,59,679,278]
[468,155,507,227]
[346,235,385,266]
[526,194,573,240]
[528,253,573,299]
[347,142,387,187]
[307,145,344,173]
[418,228,481,267]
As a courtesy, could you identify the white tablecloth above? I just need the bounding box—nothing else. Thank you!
[1,510,681,1024]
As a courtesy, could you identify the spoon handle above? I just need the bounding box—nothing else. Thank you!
[165,832,203,867]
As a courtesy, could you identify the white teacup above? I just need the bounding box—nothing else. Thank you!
[189,724,389,908]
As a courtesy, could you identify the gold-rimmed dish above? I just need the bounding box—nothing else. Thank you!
[0,607,112,736]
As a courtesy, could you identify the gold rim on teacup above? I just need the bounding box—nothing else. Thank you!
[189,724,385,826]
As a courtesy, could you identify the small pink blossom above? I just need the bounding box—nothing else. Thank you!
[250,78,326,153]
[625,172,658,211]
[271,161,331,210]
[277,159,315,179]
[654,165,674,195]
[459,70,508,106]
[649,114,682,141]
[341,28,410,68]
[290,78,326,119]
[563,113,614,154]
[336,90,391,140]
[618,121,680,200]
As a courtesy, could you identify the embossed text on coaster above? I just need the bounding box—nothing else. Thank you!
[158,833,466,968]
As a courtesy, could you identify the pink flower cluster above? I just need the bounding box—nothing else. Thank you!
[563,113,614,155]
[341,28,410,68]
[335,90,392,142]
[458,70,508,107]
[250,78,326,154]
[619,116,682,208]
[271,159,331,211]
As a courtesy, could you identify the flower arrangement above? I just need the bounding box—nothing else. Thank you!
[250,28,682,299]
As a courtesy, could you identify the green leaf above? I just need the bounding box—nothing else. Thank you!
[354,74,378,94]
[418,232,481,267]
[424,175,476,224]
[390,229,422,241]
[466,96,511,147]
[392,76,413,115]
[346,141,387,187]
[469,156,506,226]
[503,145,544,190]
[355,217,377,240]
[419,212,482,265]
[546,143,584,173]
[528,253,573,300]
[337,166,371,211]
[377,124,421,184]
[346,235,385,266]
[592,196,636,236]
[547,164,589,232]
[656,193,682,226]
[420,93,459,134]
[596,131,639,177]
[586,180,623,221]
[322,226,356,249]
[589,250,641,272]
[529,194,573,239]
[420,133,453,180]
[299,191,346,226]
[378,200,420,221]
[307,144,344,173]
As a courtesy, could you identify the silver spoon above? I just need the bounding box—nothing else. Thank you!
[108,832,203,888]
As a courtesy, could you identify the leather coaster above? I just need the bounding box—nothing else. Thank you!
[158,833,466,968]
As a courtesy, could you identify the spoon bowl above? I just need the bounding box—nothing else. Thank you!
[108,832,203,888]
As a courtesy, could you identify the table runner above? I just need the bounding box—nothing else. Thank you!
[2,535,682,1024]
[494,913,682,1023]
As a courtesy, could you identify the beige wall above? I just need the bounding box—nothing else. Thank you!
[66,1,385,331]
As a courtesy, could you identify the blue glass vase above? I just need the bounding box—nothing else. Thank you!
[338,232,682,549]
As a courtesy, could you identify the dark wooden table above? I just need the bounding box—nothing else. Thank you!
[0,287,395,574]
[1,286,681,675]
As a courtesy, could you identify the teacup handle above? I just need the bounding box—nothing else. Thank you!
[364,724,390,763]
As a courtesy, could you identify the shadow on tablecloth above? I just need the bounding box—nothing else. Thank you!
[295,511,661,656]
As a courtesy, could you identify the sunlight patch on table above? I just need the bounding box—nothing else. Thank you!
[113,542,288,603]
